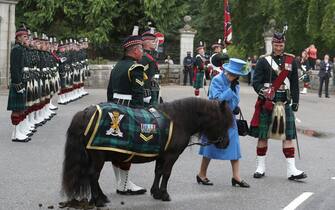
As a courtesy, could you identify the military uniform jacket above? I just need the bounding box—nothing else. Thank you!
[107,56,145,107]
[195,54,206,72]
[252,53,299,104]
[140,50,159,91]
[7,44,27,111]
[10,44,25,87]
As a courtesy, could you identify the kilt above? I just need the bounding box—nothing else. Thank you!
[249,91,296,140]
[193,71,205,89]
[7,85,27,111]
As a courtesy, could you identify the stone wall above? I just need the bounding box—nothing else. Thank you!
[86,63,184,89]
[0,0,18,89]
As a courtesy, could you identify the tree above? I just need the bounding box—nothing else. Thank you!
[16,0,189,58]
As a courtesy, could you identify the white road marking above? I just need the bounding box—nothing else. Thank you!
[331,177,335,180]
[283,192,314,210]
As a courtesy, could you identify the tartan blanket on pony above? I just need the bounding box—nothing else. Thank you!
[85,102,173,157]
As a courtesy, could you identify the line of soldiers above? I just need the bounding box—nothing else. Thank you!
[7,25,90,142]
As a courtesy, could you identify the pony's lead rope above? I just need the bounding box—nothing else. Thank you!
[187,138,223,147]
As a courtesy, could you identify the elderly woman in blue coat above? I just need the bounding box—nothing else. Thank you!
[196,58,250,188]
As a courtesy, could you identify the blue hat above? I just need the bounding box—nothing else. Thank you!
[223,58,249,76]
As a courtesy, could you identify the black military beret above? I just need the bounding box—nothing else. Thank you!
[272,32,285,43]
[142,30,156,41]
[122,35,143,49]
[15,24,28,37]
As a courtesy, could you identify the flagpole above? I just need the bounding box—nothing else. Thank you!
[224,0,226,43]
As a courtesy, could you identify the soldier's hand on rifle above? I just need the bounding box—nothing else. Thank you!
[291,103,299,112]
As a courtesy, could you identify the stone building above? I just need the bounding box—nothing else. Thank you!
[0,0,18,89]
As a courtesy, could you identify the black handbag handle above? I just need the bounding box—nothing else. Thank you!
[239,109,245,120]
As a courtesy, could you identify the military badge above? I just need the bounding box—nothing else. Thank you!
[106,111,124,137]
[141,123,157,133]
[285,63,292,71]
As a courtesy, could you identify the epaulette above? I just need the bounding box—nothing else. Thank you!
[128,63,145,81]
[284,52,295,58]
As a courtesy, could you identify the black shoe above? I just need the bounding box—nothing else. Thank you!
[253,172,265,178]
[231,178,250,188]
[196,175,213,185]
[116,188,147,195]
[326,96,330,98]
[288,172,307,180]
[12,137,31,142]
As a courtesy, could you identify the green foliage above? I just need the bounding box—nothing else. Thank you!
[144,0,189,34]
[16,0,188,44]
[226,45,246,59]
[15,0,335,58]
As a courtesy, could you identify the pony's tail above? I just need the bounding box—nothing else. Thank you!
[61,109,91,200]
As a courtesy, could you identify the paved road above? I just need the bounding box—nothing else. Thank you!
[0,84,335,210]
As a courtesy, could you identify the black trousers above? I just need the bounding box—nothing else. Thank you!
[183,68,193,85]
[319,76,330,97]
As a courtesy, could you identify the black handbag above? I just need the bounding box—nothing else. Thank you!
[236,110,249,136]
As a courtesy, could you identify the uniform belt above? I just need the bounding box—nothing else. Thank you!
[113,93,132,100]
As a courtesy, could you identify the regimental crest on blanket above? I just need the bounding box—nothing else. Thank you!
[106,111,124,137]
[84,103,173,157]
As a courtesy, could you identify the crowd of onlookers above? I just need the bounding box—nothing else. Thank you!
[296,44,334,97]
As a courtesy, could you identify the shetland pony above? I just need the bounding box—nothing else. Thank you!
[61,97,233,207]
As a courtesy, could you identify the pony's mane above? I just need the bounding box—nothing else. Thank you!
[157,97,220,121]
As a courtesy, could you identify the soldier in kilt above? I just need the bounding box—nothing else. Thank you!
[193,41,207,97]
[7,26,31,142]
[57,41,68,104]
[106,28,147,195]
[140,28,160,106]
[249,32,307,181]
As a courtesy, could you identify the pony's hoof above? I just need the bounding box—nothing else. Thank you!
[89,198,106,207]
[161,192,171,201]
[151,191,162,200]
[151,188,162,200]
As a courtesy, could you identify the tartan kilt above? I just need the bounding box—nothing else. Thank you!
[7,85,27,111]
[249,92,296,140]
[193,71,205,89]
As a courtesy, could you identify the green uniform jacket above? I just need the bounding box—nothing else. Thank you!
[7,44,27,111]
[107,56,145,107]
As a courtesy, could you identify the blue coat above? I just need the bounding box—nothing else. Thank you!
[198,72,241,160]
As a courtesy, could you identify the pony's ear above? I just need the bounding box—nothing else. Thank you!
[219,100,227,111]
